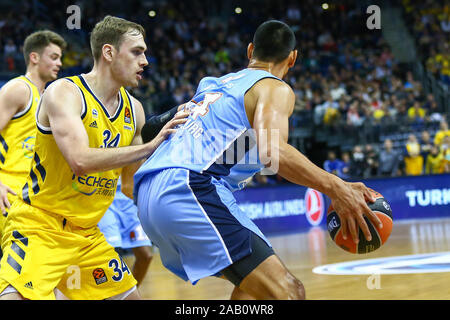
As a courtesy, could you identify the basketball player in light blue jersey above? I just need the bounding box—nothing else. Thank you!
[134,20,382,299]
[98,178,152,287]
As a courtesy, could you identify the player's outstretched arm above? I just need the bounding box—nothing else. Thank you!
[250,79,382,244]
[0,80,29,214]
[40,80,187,177]
[121,97,188,199]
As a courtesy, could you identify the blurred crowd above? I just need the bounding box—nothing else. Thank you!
[402,0,450,86]
[0,0,448,188]
[322,118,450,180]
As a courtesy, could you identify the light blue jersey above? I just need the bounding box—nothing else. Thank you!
[134,69,281,284]
[134,69,281,194]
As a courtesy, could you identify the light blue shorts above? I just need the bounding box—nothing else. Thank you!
[98,191,152,249]
[136,168,271,284]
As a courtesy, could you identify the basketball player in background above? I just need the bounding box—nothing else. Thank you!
[134,20,382,300]
[0,31,66,256]
[0,16,188,300]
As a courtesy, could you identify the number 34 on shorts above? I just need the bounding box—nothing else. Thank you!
[91,256,131,285]
[108,257,131,282]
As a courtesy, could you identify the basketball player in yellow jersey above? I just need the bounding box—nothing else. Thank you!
[0,16,188,300]
[0,31,66,248]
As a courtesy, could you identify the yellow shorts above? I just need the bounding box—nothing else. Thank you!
[0,172,22,240]
[0,192,18,246]
[0,199,137,300]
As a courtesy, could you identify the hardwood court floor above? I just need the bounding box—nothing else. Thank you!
[129,217,450,300]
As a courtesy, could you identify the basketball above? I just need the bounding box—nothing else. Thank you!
[327,189,393,254]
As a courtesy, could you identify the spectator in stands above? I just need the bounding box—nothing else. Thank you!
[337,97,348,120]
[440,135,450,172]
[440,12,450,33]
[407,100,426,130]
[372,101,388,122]
[323,151,341,176]
[428,99,444,123]
[441,135,450,153]
[434,120,450,147]
[378,139,400,177]
[425,145,444,174]
[422,93,436,113]
[404,134,424,176]
[346,101,364,127]
[152,79,177,114]
[3,38,16,56]
[323,106,340,129]
[394,102,409,128]
[364,144,379,178]
[314,94,337,125]
[3,38,17,71]
[436,44,450,85]
[420,130,433,162]
[338,152,351,180]
[349,145,367,178]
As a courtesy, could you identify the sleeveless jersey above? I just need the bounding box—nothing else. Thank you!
[134,69,281,193]
[0,76,41,194]
[20,75,137,228]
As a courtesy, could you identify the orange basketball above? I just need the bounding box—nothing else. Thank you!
[327,189,393,254]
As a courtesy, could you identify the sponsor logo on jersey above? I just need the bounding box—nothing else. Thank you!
[89,120,98,128]
[71,174,118,197]
[124,107,131,124]
[21,136,35,159]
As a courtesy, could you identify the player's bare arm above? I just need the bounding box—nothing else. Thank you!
[120,96,146,199]
[0,80,30,213]
[0,80,31,131]
[39,79,188,177]
[248,78,382,243]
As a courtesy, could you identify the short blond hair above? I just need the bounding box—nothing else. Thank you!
[90,15,146,62]
[23,30,66,66]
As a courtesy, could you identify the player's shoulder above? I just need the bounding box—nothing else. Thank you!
[41,78,83,111]
[126,91,143,110]
[44,78,80,97]
[0,77,31,107]
[0,77,31,97]
[249,77,294,99]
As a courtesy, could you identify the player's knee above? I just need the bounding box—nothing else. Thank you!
[0,292,26,300]
[288,275,305,300]
[274,272,305,300]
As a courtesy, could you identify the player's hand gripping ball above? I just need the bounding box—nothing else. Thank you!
[327,189,393,254]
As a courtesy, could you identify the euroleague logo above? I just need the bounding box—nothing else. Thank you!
[305,188,325,226]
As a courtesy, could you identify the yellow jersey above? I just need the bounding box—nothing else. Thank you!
[0,76,40,196]
[20,75,137,228]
